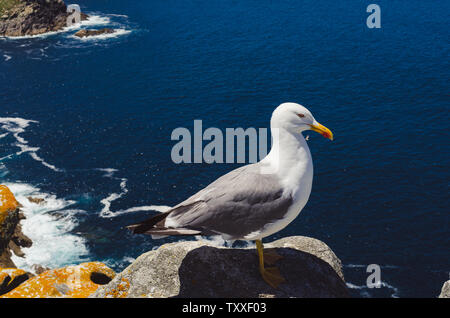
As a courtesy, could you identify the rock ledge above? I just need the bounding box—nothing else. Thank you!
[439,280,450,298]
[92,236,349,298]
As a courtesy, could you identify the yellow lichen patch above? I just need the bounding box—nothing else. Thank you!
[105,277,130,298]
[1,262,115,298]
[0,185,19,224]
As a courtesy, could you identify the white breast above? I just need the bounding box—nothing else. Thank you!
[243,133,314,241]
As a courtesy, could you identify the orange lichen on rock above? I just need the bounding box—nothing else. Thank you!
[0,185,19,224]
[104,277,130,298]
[1,262,115,298]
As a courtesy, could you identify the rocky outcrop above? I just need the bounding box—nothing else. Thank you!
[27,196,45,205]
[0,0,88,37]
[439,280,450,298]
[0,185,19,248]
[74,28,115,38]
[92,236,349,298]
[1,262,115,298]
[0,184,116,298]
[0,185,32,269]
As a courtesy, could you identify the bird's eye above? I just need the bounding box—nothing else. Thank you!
[297,114,305,118]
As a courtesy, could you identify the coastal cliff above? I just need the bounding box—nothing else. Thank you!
[0,184,116,297]
[0,0,87,37]
[0,185,32,269]
[0,185,34,295]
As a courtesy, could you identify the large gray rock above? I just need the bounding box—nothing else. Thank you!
[92,236,349,298]
[439,280,450,298]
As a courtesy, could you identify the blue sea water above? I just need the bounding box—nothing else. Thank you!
[0,0,448,297]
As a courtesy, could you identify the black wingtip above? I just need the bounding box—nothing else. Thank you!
[126,223,146,234]
[126,211,171,235]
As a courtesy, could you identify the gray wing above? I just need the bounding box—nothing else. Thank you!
[166,163,293,238]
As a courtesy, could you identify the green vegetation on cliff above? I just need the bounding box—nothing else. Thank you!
[0,0,20,15]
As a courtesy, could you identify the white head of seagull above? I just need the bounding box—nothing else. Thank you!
[270,102,333,140]
[261,103,333,178]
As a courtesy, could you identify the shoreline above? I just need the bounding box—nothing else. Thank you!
[0,14,111,40]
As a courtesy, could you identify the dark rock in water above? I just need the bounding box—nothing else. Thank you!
[31,264,50,275]
[12,223,32,249]
[439,280,450,298]
[27,196,45,205]
[0,0,88,37]
[74,28,115,38]
[0,249,15,268]
[92,236,350,298]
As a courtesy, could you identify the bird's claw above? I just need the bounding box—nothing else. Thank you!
[260,266,286,289]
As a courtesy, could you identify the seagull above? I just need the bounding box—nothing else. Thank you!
[128,102,333,288]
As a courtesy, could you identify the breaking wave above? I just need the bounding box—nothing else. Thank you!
[5,182,89,272]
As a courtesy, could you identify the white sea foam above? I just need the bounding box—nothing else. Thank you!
[346,281,400,298]
[101,200,172,218]
[96,168,118,178]
[98,168,171,218]
[344,263,399,269]
[116,205,172,214]
[99,176,128,218]
[344,264,366,268]
[5,182,89,272]
[29,152,61,172]
[344,263,400,298]
[78,15,111,27]
[103,255,136,270]
[3,54,11,61]
[107,14,129,18]
[0,117,62,172]
[194,235,228,247]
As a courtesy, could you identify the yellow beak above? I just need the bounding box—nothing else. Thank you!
[309,122,333,140]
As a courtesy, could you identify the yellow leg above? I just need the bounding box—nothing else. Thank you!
[264,248,283,265]
[256,239,285,289]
